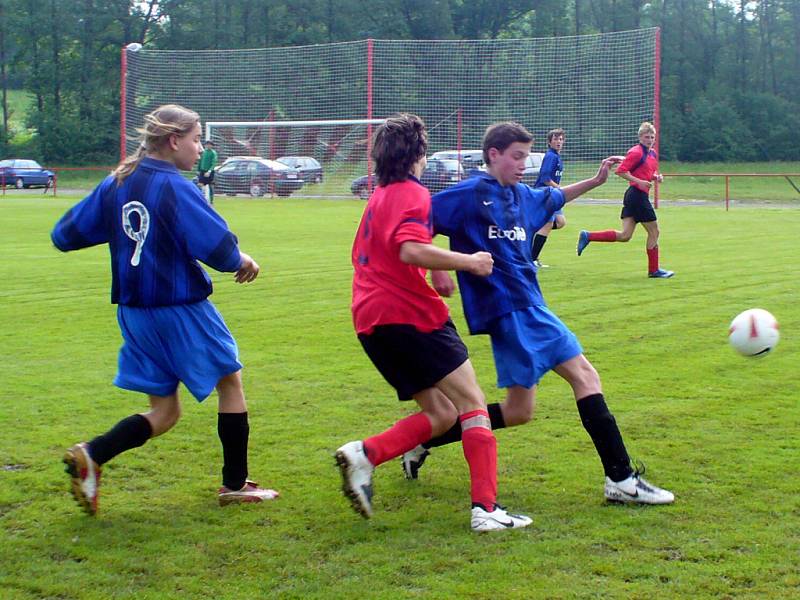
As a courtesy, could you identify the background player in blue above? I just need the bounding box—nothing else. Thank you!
[52,104,278,515]
[402,122,674,505]
[531,128,566,268]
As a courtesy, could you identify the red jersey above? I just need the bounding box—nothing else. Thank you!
[351,178,450,334]
[616,144,658,194]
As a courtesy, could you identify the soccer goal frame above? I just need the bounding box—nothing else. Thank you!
[121,29,661,200]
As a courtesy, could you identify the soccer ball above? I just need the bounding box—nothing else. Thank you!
[728,308,779,357]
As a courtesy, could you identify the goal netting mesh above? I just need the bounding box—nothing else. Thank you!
[122,29,658,198]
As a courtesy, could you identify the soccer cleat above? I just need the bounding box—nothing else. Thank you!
[401,445,430,480]
[63,442,101,516]
[218,480,279,506]
[335,441,375,518]
[533,260,550,269]
[576,230,590,256]
[648,268,675,279]
[471,504,533,532]
[604,471,674,505]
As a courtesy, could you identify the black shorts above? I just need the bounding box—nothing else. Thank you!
[358,319,469,401]
[198,171,215,185]
[620,186,657,223]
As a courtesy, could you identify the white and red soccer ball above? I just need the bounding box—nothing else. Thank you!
[728,309,780,357]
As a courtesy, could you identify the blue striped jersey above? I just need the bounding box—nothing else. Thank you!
[432,174,565,334]
[534,148,563,187]
[51,157,242,307]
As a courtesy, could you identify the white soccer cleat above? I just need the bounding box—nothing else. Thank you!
[401,445,430,480]
[471,504,532,532]
[604,473,674,505]
[218,480,279,506]
[335,441,375,518]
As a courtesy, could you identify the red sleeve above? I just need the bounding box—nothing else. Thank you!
[616,145,643,175]
[394,184,432,246]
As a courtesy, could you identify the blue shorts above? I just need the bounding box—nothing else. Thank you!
[488,306,582,389]
[114,300,242,402]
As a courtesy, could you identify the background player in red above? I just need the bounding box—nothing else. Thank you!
[577,121,674,278]
[335,113,531,531]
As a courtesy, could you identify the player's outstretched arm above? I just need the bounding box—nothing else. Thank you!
[399,242,492,277]
[561,156,624,203]
[235,251,260,283]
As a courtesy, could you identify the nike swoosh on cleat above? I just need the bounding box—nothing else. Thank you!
[497,520,515,527]
[482,201,493,205]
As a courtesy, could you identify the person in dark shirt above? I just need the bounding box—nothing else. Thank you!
[53,104,277,515]
[531,128,566,268]
[402,122,674,506]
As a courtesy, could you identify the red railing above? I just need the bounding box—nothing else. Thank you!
[658,173,800,211]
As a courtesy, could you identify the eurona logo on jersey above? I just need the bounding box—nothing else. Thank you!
[488,225,526,241]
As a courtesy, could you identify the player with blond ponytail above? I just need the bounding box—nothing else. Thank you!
[52,104,278,515]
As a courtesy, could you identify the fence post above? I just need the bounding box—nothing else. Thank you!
[725,175,729,211]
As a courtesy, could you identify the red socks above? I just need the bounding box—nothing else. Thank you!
[647,246,659,273]
[363,412,432,467]
[460,409,497,511]
[588,230,617,242]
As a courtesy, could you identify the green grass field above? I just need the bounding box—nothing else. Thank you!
[1,194,798,599]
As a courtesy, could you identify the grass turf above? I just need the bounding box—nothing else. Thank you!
[0,194,798,599]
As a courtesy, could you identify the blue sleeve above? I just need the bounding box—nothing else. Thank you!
[431,184,468,237]
[538,153,557,184]
[177,184,242,272]
[51,177,115,251]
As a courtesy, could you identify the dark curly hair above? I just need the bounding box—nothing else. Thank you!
[371,113,428,187]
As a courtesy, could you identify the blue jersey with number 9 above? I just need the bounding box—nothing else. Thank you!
[51,157,241,306]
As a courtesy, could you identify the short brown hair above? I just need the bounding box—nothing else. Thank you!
[482,122,533,165]
[371,113,428,187]
[547,128,565,143]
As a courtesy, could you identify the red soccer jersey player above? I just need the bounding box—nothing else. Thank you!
[336,113,532,532]
[576,121,674,278]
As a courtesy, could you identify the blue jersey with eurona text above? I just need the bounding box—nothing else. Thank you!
[432,174,565,334]
[51,157,242,307]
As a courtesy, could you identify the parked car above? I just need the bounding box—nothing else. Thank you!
[0,159,54,189]
[420,158,465,193]
[430,149,484,170]
[350,158,465,199]
[522,152,545,185]
[214,156,303,197]
[276,156,323,184]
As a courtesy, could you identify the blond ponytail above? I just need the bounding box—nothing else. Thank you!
[112,104,201,185]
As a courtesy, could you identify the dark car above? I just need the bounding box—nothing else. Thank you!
[0,159,54,189]
[276,156,323,184]
[430,149,484,170]
[350,158,464,199]
[420,158,464,193]
[214,156,303,197]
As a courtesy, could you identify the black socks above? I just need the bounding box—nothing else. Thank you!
[87,413,153,466]
[531,233,549,261]
[218,412,249,491]
[576,393,633,482]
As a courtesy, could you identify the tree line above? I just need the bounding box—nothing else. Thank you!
[1,0,798,164]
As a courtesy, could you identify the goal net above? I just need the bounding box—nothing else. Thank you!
[122,29,659,199]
